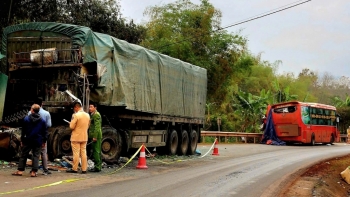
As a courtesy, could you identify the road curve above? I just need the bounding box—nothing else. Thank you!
[38,143,350,197]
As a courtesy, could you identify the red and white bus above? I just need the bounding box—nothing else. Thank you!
[266,101,339,145]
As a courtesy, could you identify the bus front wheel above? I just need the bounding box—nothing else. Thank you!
[310,134,315,146]
[330,134,335,145]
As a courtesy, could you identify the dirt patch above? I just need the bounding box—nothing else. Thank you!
[280,154,350,197]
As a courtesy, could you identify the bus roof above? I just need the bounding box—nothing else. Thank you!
[271,101,336,110]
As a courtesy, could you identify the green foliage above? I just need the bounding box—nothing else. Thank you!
[231,90,269,133]
[331,94,350,108]
[201,136,216,143]
[2,0,348,134]
[272,79,298,103]
[144,2,350,133]
[142,0,248,105]
[0,0,145,44]
[335,106,350,133]
[238,59,276,96]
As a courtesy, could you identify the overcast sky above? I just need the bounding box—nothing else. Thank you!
[120,0,350,78]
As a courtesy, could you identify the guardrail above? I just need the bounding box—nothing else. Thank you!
[340,134,348,142]
[201,132,348,144]
[201,131,263,144]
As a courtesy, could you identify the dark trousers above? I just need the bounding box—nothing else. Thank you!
[41,143,49,171]
[18,143,41,172]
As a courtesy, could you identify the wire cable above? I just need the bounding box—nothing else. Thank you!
[219,0,311,30]
[152,0,311,50]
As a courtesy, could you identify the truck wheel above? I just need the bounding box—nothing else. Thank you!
[53,127,72,159]
[168,129,178,155]
[177,130,189,155]
[101,127,123,161]
[47,129,59,161]
[187,130,198,155]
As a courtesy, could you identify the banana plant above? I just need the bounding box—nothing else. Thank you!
[331,94,350,107]
[272,79,298,103]
[232,90,269,133]
[204,102,217,130]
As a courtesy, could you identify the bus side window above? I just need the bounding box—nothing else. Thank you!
[317,108,323,114]
[319,119,325,125]
[327,119,332,125]
[325,110,330,115]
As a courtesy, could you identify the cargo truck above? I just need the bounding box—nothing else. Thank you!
[0,22,207,161]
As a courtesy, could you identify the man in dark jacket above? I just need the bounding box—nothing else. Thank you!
[12,104,47,177]
[29,97,52,175]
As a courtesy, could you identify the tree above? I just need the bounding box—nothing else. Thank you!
[272,79,298,103]
[237,57,278,96]
[232,90,270,133]
[0,0,145,44]
[331,94,350,108]
[142,0,249,104]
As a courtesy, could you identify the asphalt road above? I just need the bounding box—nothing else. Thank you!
[2,143,350,197]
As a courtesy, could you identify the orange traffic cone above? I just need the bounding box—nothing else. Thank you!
[136,144,148,169]
[212,138,219,156]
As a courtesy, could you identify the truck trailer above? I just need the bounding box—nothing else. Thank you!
[0,22,207,161]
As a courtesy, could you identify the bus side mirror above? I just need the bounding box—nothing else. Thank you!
[336,117,339,123]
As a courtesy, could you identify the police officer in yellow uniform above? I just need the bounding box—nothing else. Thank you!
[67,102,90,173]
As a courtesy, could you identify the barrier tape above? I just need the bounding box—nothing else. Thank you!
[144,138,217,164]
[105,145,142,175]
[199,138,217,158]
[144,146,184,164]
[0,146,141,195]
[0,178,83,195]
[0,139,217,195]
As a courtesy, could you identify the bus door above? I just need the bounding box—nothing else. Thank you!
[310,107,323,142]
[301,106,312,143]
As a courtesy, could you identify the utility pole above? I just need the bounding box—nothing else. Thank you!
[217,117,221,132]
[8,0,13,24]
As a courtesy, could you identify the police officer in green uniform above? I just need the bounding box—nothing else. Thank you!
[88,103,102,172]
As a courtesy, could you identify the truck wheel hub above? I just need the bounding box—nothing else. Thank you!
[62,139,71,151]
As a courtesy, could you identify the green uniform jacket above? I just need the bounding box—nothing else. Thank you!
[89,111,102,139]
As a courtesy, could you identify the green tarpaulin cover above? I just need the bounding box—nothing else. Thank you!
[0,73,8,121]
[2,22,207,119]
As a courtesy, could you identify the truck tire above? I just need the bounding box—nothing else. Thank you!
[51,127,72,159]
[177,130,189,155]
[101,127,123,161]
[168,129,178,155]
[47,128,59,161]
[187,130,198,155]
